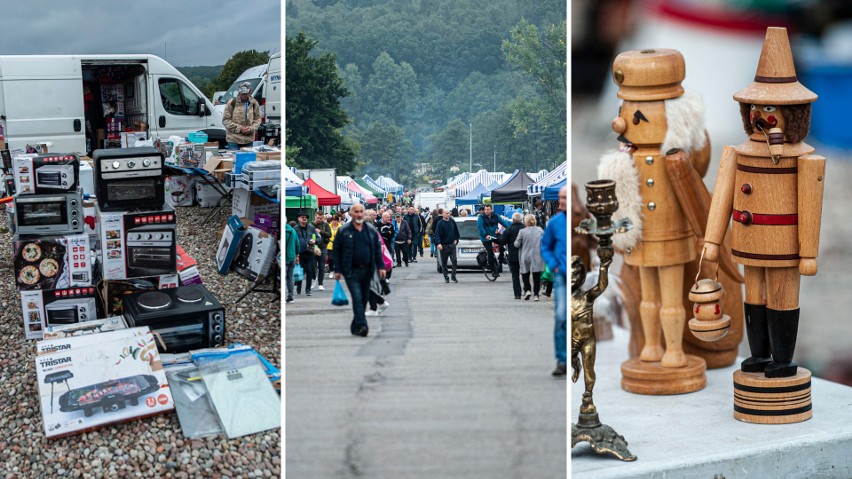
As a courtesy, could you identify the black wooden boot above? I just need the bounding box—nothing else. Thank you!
[765,308,799,378]
[740,303,772,373]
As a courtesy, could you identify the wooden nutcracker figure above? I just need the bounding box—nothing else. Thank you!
[704,27,825,424]
[599,49,714,395]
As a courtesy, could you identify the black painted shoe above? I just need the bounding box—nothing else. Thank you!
[765,307,800,378]
[741,357,772,373]
[451,277,458,283]
[444,277,450,283]
[353,326,369,337]
[552,363,567,377]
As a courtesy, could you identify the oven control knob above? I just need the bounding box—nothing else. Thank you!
[214,324,222,333]
[214,334,222,344]
[143,159,152,167]
[214,313,223,323]
[112,161,120,169]
[71,220,79,227]
[147,233,153,240]
[80,314,87,320]
[62,173,68,178]
[70,200,77,207]
[70,210,78,217]
[128,160,136,168]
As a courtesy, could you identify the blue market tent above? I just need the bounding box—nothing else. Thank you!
[455,183,490,205]
[285,180,305,196]
[543,178,566,201]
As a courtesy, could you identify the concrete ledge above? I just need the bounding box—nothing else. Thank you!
[572,328,852,478]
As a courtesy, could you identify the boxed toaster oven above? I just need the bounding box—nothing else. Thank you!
[21,286,102,340]
[35,328,174,438]
[43,316,128,341]
[13,234,94,291]
[101,274,179,316]
[96,204,177,280]
[13,154,80,195]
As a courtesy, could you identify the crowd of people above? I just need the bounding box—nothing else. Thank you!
[284,188,568,376]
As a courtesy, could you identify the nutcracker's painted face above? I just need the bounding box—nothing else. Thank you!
[612,100,667,152]
[739,102,811,143]
[571,256,586,292]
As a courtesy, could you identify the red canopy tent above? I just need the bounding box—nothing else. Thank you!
[302,178,341,206]
[347,181,378,204]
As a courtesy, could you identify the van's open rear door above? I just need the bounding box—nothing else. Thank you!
[0,57,86,153]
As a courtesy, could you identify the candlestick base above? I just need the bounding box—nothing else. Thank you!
[572,413,637,462]
[621,355,707,395]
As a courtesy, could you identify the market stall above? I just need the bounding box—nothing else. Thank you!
[489,169,537,204]
[302,178,341,206]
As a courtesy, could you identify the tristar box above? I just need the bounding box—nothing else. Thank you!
[232,226,277,282]
[215,216,246,274]
[13,154,80,195]
[164,175,195,207]
[96,205,177,280]
[37,324,146,356]
[176,245,202,286]
[13,234,93,291]
[21,286,101,340]
[43,316,128,341]
[102,274,179,317]
[35,328,174,438]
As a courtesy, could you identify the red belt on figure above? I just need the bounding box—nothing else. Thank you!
[732,209,798,226]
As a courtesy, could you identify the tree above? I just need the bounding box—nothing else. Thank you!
[356,121,413,180]
[361,52,419,127]
[426,119,470,177]
[286,33,357,172]
[212,49,271,94]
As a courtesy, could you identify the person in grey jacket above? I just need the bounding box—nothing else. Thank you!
[514,214,545,301]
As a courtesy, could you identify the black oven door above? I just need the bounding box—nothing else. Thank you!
[101,177,164,210]
[150,322,208,353]
[127,247,176,277]
[46,308,79,325]
[37,171,62,186]
[17,201,67,228]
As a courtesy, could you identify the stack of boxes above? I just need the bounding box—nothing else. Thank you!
[7,153,98,339]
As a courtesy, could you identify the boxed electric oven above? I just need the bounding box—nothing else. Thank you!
[14,188,85,236]
[20,286,101,340]
[96,204,177,280]
[232,226,277,282]
[93,147,164,212]
[12,154,80,195]
[13,234,94,291]
[43,316,128,341]
[35,328,174,439]
[102,274,179,316]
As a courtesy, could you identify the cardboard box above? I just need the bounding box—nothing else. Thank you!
[96,205,177,280]
[164,175,195,207]
[12,153,80,195]
[120,131,148,148]
[195,182,229,208]
[13,234,93,291]
[101,274,179,317]
[43,316,128,341]
[203,154,235,174]
[21,286,101,340]
[256,151,281,161]
[232,226,277,281]
[37,325,147,356]
[232,188,279,220]
[215,216,246,274]
[177,143,205,168]
[176,245,202,285]
[35,328,174,438]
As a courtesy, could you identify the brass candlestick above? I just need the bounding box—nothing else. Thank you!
[572,179,636,462]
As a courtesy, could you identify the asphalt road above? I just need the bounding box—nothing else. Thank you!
[286,254,566,478]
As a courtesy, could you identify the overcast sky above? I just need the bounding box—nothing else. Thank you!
[0,0,280,66]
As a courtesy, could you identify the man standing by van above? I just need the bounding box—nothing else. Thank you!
[223,81,262,149]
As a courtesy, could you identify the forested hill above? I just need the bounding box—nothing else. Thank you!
[286,0,566,185]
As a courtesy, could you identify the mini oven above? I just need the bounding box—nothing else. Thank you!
[14,189,84,236]
[45,298,97,325]
[94,147,164,211]
[125,224,176,278]
[36,164,75,190]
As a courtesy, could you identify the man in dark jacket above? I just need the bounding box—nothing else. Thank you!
[393,213,412,267]
[378,212,395,256]
[332,203,386,337]
[403,206,424,263]
[501,212,525,299]
[477,205,512,276]
[295,211,319,296]
[533,199,548,229]
[314,210,332,291]
[434,209,460,283]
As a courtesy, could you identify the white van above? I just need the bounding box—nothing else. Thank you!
[264,53,281,124]
[0,54,225,153]
[214,63,267,118]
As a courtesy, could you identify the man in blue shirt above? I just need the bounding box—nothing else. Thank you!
[476,205,512,277]
[541,186,568,376]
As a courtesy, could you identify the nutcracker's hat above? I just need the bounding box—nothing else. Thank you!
[734,27,816,105]
[612,48,685,101]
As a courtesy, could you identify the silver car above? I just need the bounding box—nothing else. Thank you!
[434,217,486,272]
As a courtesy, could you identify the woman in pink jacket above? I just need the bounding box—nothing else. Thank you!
[367,233,394,316]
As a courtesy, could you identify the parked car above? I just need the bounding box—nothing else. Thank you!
[435,217,485,272]
[0,54,225,153]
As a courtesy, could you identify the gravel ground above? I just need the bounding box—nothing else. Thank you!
[0,205,281,478]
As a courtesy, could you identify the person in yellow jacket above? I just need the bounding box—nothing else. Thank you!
[327,214,341,279]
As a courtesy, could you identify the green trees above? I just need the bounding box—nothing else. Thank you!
[285,33,357,172]
[208,50,271,98]
[356,122,412,180]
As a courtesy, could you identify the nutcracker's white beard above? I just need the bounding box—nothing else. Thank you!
[597,150,643,252]
[661,90,707,155]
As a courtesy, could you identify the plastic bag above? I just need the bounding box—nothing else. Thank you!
[293,264,305,282]
[422,235,430,248]
[332,280,349,306]
[541,264,554,283]
[166,365,223,439]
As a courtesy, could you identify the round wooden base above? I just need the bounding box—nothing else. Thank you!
[733,368,812,424]
[621,355,707,395]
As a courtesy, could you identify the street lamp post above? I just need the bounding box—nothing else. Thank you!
[469,123,472,173]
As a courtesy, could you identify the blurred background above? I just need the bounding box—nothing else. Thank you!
[572,0,852,385]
